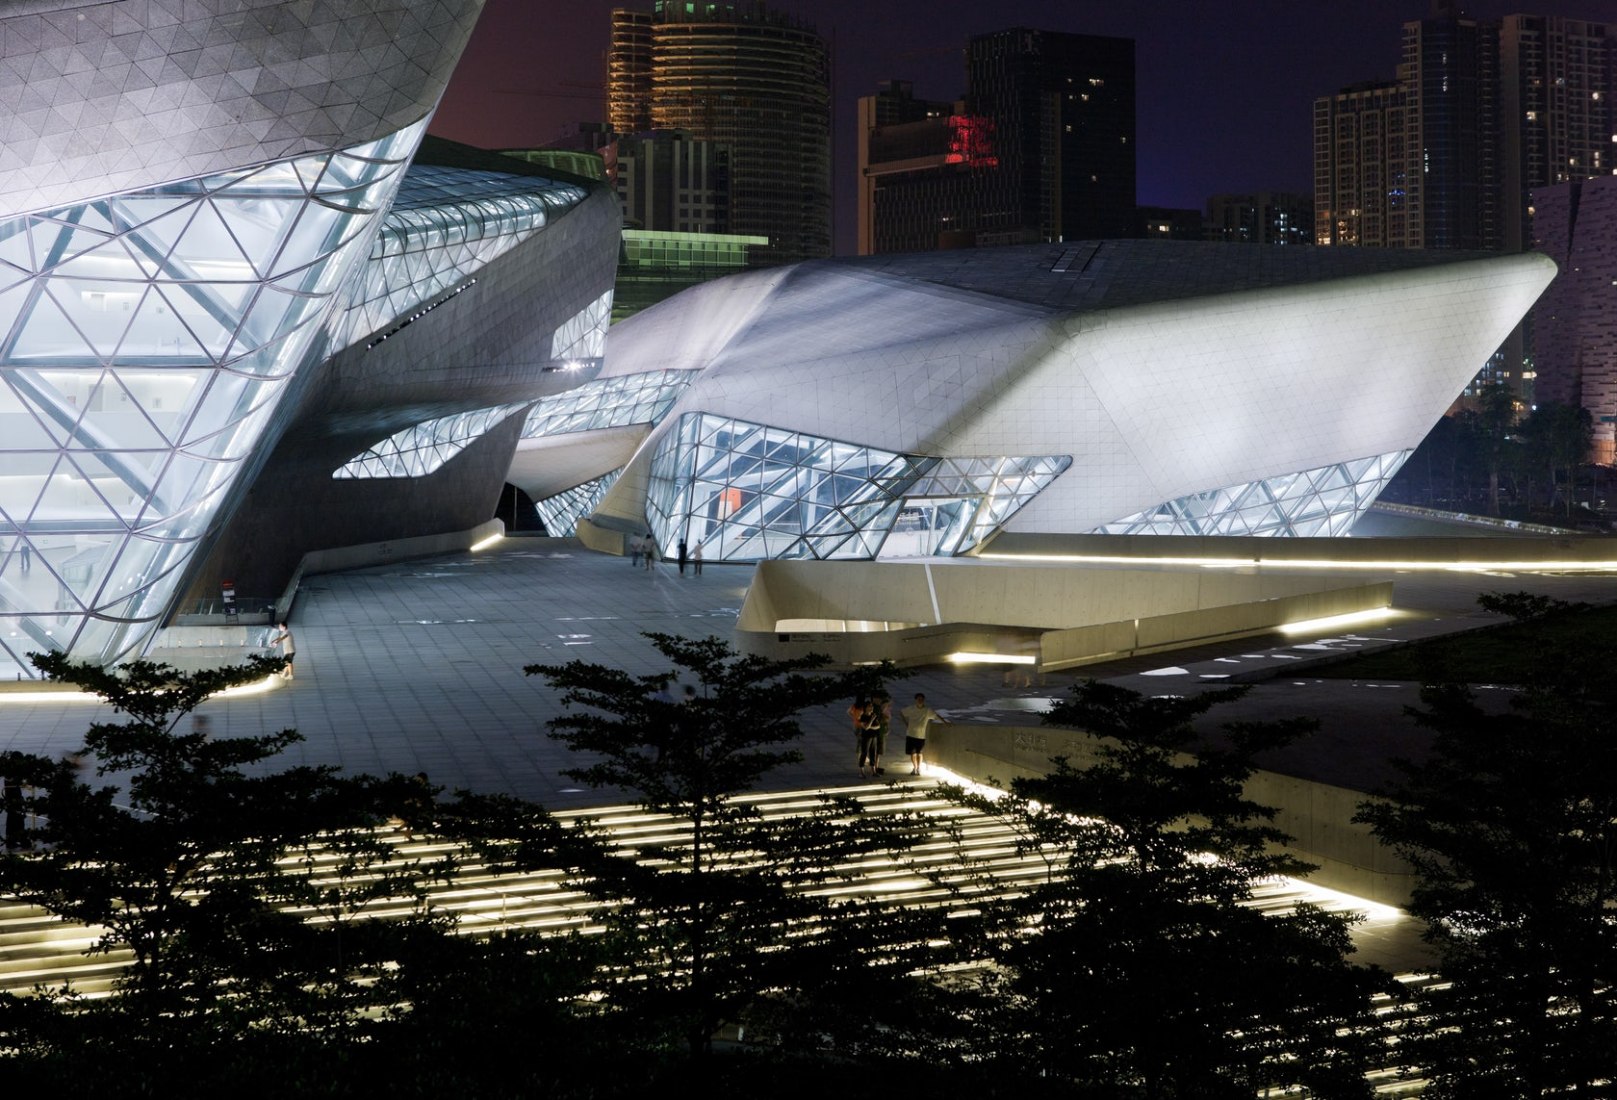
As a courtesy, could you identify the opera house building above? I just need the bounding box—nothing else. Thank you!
[0,1,1556,678]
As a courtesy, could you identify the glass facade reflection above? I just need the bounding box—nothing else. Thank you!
[1093,450,1413,537]
[644,412,1071,560]
[0,119,429,677]
[333,404,528,480]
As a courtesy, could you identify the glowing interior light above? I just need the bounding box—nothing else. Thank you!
[469,533,504,553]
[946,652,1036,666]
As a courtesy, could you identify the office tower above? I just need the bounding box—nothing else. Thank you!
[857,81,957,254]
[859,28,1136,254]
[1501,15,1617,253]
[607,2,830,265]
[612,131,731,234]
[1313,81,1415,247]
[1206,193,1313,245]
[1531,177,1617,459]
[1401,3,1502,250]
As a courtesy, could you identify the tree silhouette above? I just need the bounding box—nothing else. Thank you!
[523,634,935,1061]
[943,681,1391,1097]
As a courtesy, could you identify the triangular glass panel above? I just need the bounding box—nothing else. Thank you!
[40,280,136,360]
[123,200,204,265]
[0,221,35,272]
[8,286,95,363]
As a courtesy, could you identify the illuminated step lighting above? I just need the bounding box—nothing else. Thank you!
[0,674,282,706]
[980,550,1617,574]
[1278,606,1398,635]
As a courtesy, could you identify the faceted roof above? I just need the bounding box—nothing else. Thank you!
[0,0,483,219]
[830,240,1507,314]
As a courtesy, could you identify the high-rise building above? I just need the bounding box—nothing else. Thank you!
[1206,193,1313,245]
[858,28,1136,254]
[1500,15,1617,253]
[1531,177,1617,459]
[1313,81,1415,247]
[1401,3,1502,250]
[1316,4,1501,251]
[607,2,830,265]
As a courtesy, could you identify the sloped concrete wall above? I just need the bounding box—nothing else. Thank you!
[925,722,1418,908]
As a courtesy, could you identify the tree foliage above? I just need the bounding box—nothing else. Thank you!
[942,681,1391,1098]
[0,654,453,1050]
[523,634,943,1061]
[1355,597,1617,1096]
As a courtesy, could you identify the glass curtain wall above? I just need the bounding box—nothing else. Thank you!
[644,412,1071,560]
[1093,450,1413,536]
[0,119,429,677]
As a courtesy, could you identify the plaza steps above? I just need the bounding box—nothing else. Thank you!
[0,780,1436,1091]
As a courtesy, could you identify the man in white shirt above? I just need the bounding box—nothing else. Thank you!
[899,693,941,776]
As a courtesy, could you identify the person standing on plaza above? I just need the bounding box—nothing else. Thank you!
[270,621,295,680]
[677,537,688,576]
[870,691,891,776]
[630,532,643,567]
[900,692,942,776]
[692,541,703,575]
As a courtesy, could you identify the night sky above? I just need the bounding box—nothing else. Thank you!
[431,0,1613,254]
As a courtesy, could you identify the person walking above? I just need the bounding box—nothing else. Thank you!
[644,539,658,572]
[692,541,703,575]
[270,621,295,680]
[900,692,942,775]
[677,537,688,576]
[855,699,882,778]
[630,533,643,567]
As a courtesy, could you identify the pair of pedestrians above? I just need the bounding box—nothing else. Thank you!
[630,533,705,575]
[851,692,942,777]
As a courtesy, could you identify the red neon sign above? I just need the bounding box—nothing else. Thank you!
[945,115,998,168]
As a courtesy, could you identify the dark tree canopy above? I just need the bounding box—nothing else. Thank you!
[1356,607,1617,1096]
[941,680,1390,1098]
[523,634,942,1060]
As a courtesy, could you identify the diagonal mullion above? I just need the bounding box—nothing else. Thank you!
[5,369,164,510]
[0,208,85,361]
[104,201,244,338]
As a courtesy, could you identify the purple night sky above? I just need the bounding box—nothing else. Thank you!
[431,0,1613,254]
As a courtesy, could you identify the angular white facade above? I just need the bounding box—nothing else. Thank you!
[530,242,1555,560]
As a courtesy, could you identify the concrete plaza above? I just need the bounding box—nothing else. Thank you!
[3,535,1615,809]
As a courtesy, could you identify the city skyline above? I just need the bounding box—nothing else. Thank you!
[433,0,1614,254]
